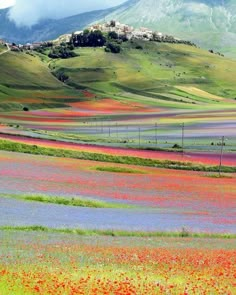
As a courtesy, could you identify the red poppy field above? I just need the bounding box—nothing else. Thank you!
[0,232,235,295]
[0,150,235,209]
[0,93,157,122]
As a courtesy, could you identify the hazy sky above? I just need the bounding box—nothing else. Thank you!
[0,0,126,26]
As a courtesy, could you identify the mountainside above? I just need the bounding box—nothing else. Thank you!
[1,0,236,57]
[0,8,111,44]
[104,0,236,58]
[0,1,136,44]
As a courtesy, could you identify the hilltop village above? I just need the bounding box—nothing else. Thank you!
[82,20,159,41]
[69,20,196,45]
[1,20,196,52]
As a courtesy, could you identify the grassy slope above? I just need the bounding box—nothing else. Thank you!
[1,41,236,112]
[52,41,236,110]
[0,51,79,111]
[0,45,7,53]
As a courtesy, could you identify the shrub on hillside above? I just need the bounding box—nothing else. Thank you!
[172,144,182,149]
[105,42,121,54]
[135,45,143,50]
[108,31,119,40]
[56,72,69,82]
[48,45,78,59]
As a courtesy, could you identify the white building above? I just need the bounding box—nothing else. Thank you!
[74,21,164,42]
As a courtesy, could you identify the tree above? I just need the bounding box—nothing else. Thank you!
[110,20,116,27]
[88,30,106,47]
[105,42,121,54]
[108,31,118,40]
[68,44,75,50]
[83,29,90,35]
[57,72,69,82]
[46,42,53,47]
[48,44,78,59]
[72,30,106,47]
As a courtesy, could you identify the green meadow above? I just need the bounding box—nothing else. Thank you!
[51,42,236,109]
[1,40,236,113]
[0,51,79,111]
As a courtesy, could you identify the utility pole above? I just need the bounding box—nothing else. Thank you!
[138,127,141,148]
[116,122,118,139]
[155,123,158,146]
[219,136,225,177]
[182,122,185,156]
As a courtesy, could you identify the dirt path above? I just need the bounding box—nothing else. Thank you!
[0,44,10,56]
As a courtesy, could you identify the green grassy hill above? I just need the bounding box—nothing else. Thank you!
[0,45,6,53]
[1,41,236,112]
[51,41,236,110]
[0,51,78,111]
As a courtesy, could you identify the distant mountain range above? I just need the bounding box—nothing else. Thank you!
[0,7,112,44]
[1,0,236,57]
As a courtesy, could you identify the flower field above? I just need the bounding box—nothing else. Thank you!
[0,151,235,232]
[0,231,235,295]
[0,95,156,123]
[0,36,236,295]
[0,90,236,295]
[0,133,236,167]
[1,150,235,208]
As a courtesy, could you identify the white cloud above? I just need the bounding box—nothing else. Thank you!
[0,0,15,9]
[7,0,126,27]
